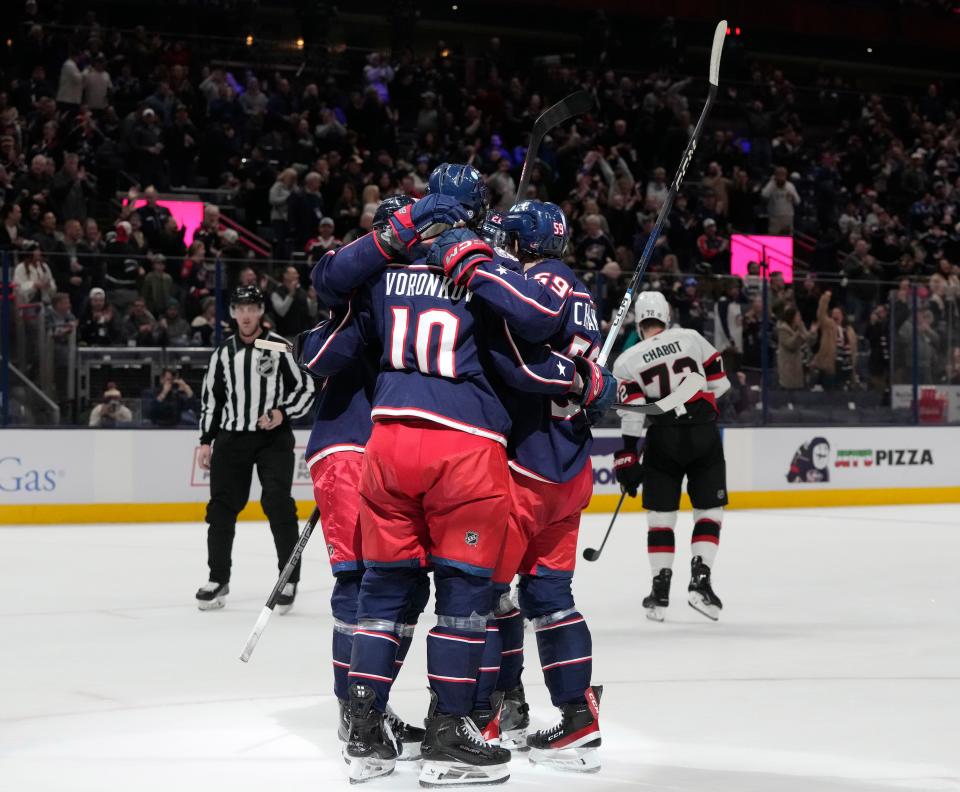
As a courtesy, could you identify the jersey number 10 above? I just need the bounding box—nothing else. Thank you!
[389,307,459,378]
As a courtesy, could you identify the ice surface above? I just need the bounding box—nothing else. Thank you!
[2,505,959,791]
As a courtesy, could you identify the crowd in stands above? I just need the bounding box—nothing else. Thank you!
[1,3,959,424]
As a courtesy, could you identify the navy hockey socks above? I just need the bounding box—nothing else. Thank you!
[495,602,524,692]
[534,610,593,707]
[472,620,502,711]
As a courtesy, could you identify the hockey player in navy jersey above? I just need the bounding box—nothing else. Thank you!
[299,164,614,785]
[434,201,607,772]
[303,195,427,759]
[612,291,731,622]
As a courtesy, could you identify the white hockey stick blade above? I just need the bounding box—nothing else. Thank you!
[615,373,707,415]
[254,338,292,353]
[239,605,274,662]
[709,20,727,86]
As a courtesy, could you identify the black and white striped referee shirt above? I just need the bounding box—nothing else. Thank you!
[199,329,316,444]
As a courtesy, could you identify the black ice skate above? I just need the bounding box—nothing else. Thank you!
[419,690,511,787]
[338,698,423,761]
[342,684,397,784]
[386,704,426,760]
[642,568,673,622]
[688,556,723,621]
[469,691,504,746]
[195,581,229,611]
[337,698,350,744]
[275,582,297,615]
[497,686,530,751]
[527,685,602,773]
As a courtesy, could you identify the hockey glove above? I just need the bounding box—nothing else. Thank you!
[376,194,470,256]
[427,227,494,286]
[571,355,617,424]
[613,449,643,497]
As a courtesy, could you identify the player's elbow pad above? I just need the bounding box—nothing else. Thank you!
[710,376,732,399]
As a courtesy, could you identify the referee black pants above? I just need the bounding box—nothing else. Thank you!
[205,427,301,585]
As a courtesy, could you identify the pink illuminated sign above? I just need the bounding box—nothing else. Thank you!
[130,199,205,246]
[730,234,794,283]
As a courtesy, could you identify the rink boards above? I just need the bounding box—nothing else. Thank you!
[0,426,958,523]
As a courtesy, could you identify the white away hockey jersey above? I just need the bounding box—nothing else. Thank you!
[612,327,731,436]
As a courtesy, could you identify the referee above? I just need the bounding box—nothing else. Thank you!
[195,285,316,611]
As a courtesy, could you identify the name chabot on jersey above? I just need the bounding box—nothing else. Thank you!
[385,270,473,303]
[642,340,683,364]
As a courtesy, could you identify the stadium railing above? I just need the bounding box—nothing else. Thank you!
[2,250,958,429]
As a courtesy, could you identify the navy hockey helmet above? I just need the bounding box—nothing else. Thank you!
[427,163,489,225]
[373,194,416,231]
[500,200,568,258]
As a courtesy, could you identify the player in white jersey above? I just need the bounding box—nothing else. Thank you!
[611,292,731,621]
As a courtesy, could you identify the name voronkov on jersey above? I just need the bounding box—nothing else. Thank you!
[385,270,473,303]
[642,340,683,364]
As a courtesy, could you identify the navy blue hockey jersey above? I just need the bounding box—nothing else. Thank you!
[301,260,578,444]
[467,257,601,483]
[303,336,377,472]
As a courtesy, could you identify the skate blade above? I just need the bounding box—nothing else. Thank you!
[529,745,600,773]
[344,747,396,784]
[645,605,666,622]
[196,598,226,611]
[419,760,510,787]
[688,592,720,621]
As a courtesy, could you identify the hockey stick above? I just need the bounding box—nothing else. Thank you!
[597,19,727,368]
[240,506,321,662]
[515,90,596,203]
[613,373,706,416]
[582,491,627,562]
[254,337,293,353]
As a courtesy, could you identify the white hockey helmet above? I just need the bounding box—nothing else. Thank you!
[634,291,671,335]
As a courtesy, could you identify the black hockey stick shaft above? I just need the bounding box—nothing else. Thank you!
[269,505,319,607]
[597,20,726,366]
[240,506,320,662]
[515,90,595,203]
[582,491,627,562]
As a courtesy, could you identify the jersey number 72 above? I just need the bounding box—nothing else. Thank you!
[640,356,699,399]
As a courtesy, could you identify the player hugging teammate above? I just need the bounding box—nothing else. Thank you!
[297,163,615,786]
[612,292,731,622]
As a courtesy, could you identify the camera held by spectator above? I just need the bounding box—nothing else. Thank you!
[89,387,133,428]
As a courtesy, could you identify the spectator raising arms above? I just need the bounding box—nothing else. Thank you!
[811,291,859,390]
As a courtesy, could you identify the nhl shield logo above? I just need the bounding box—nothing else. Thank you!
[327,543,335,558]
[256,353,277,378]
[464,531,479,547]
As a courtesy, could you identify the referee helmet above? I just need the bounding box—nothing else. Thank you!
[230,285,264,318]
